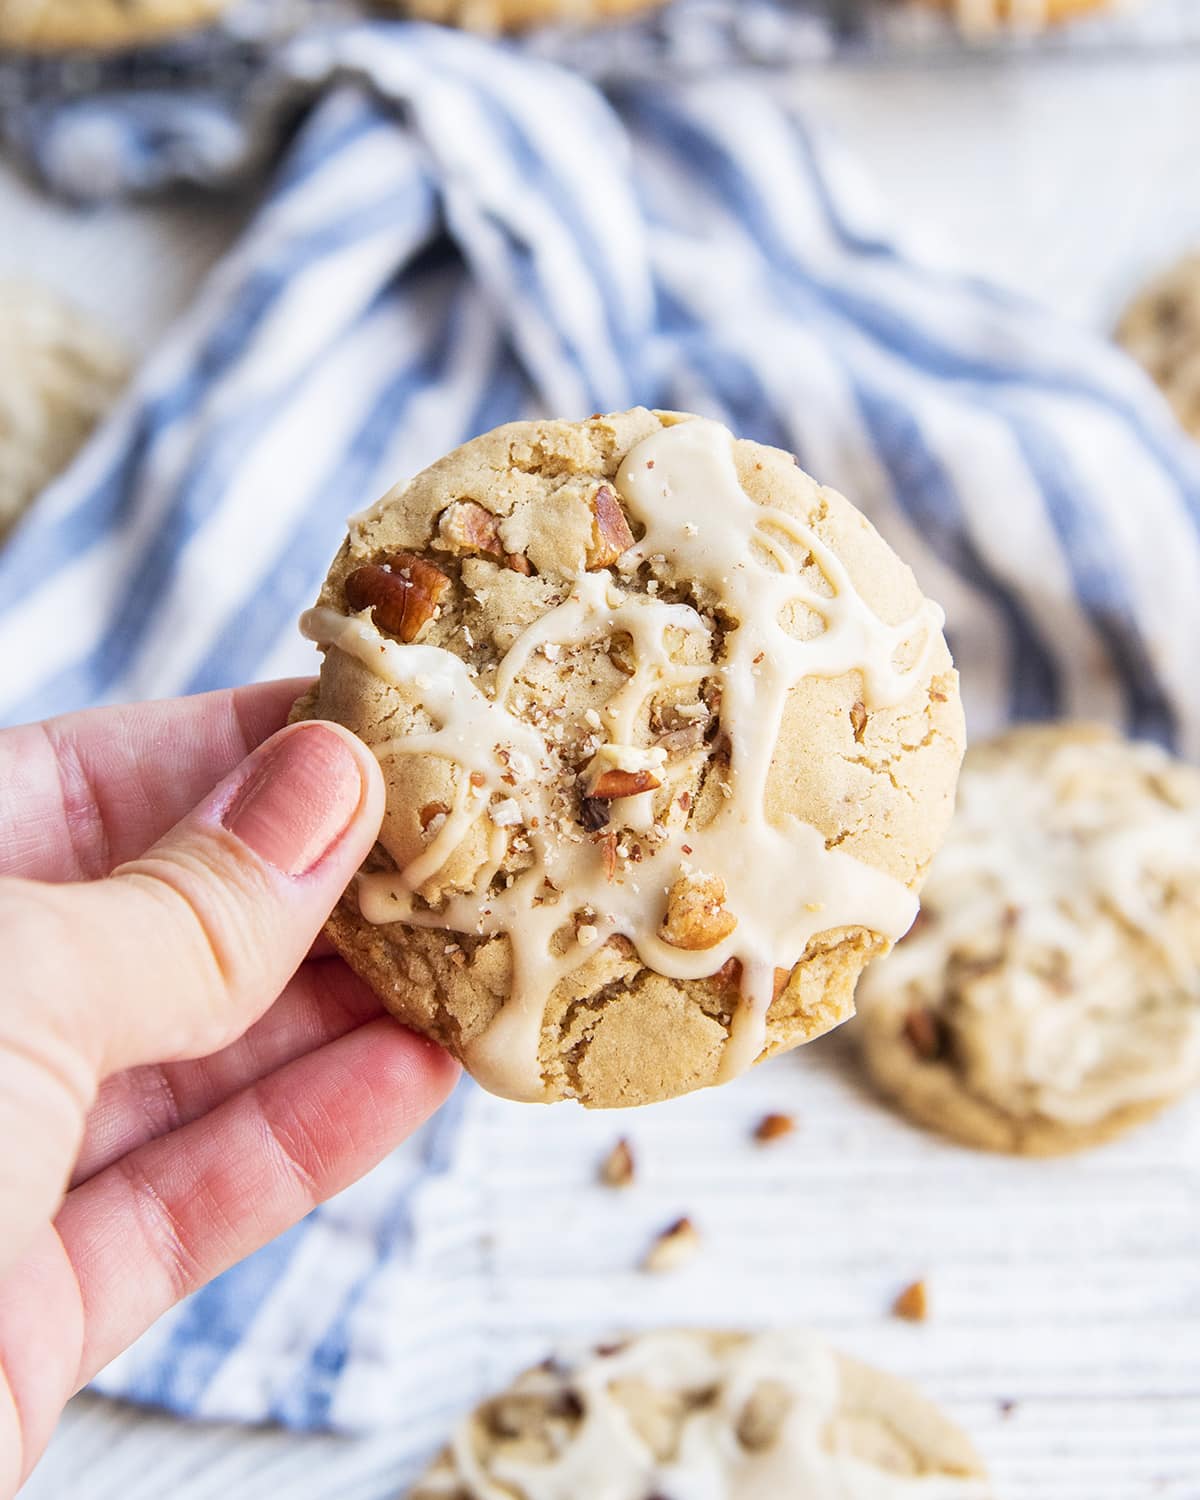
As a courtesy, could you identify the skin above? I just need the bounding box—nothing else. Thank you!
[0,680,460,1496]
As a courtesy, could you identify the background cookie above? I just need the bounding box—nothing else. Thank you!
[296,407,963,1108]
[0,0,233,51]
[922,0,1113,30]
[0,282,130,541]
[1117,251,1200,439]
[381,0,669,32]
[407,1329,991,1497]
[856,722,1200,1155]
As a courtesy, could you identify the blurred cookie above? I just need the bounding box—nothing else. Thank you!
[296,407,962,1107]
[920,0,1113,30]
[1117,252,1200,439]
[380,0,668,33]
[407,1329,991,1498]
[0,283,129,540]
[0,0,233,50]
[857,723,1200,1155]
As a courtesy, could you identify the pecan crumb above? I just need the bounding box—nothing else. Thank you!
[599,1138,635,1188]
[344,554,449,643]
[598,831,619,882]
[505,552,533,576]
[753,1112,796,1144]
[642,1217,700,1273]
[586,484,635,570]
[892,1279,929,1322]
[469,770,486,789]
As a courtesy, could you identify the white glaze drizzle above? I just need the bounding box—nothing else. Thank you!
[303,418,944,1102]
[414,1331,988,1499]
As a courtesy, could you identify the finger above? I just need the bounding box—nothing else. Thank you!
[6,717,385,1079]
[0,678,312,882]
[71,959,385,1186]
[56,1021,459,1385]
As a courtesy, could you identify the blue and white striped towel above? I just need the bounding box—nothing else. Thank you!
[4,18,1200,1465]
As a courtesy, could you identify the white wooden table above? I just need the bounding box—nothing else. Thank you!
[8,53,1200,1500]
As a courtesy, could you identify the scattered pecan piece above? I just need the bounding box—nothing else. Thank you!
[585,483,635,570]
[903,1006,948,1061]
[437,498,503,556]
[591,767,661,799]
[753,1112,796,1144]
[642,1216,700,1273]
[345,555,449,643]
[660,873,737,951]
[598,831,619,882]
[892,1279,929,1322]
[505,552,533,575]
[599,1138,635,1188]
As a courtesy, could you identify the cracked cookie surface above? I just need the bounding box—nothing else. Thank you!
[295,407,962,1107]
[0,0,233,49]
[0,282,129,540]
[406,1329,991,1499]
[856,723,1200,1155]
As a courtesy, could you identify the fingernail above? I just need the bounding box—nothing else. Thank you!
[223,724,366,877]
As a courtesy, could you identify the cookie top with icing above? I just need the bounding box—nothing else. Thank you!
[297,408,962,1107]
[857,723,1200,1154]
[407,1329,991,1499]
[0,0,233,49]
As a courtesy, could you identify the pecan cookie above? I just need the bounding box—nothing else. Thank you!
[406,1329,991,1498]
[0,0,233,50]
[1117,252,1200,440]
[295,407,963,1107]
[376,0,668,33]
[857,723,1200,1155]
[0,283,129,540]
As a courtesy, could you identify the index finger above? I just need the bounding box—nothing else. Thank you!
[0,678,314,882]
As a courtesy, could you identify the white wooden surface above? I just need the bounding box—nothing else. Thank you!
[8,54,1200,1500]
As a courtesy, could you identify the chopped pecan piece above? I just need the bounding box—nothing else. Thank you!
[591,768,662,799]
[505,552,533,575]
[599,1138,635,1188]
[892,1279,929,1322]
[578,795,611,832]
[585,483,635,570]
[850,700,868,741]
[437,499,503,556]
[660,873,737,951]
[753,1112,796,1144]
[418,800,451,831]
[642,1217,700,1273]
[345,555,449,643]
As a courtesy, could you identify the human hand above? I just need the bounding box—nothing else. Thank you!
[0,682,460,1495]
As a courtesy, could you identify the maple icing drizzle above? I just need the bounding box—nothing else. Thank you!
[302,418,944,1102]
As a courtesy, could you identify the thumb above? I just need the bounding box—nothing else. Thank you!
[34,719,385,1077]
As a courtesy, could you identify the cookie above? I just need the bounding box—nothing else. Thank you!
[296,408,963,1108]
[0,0,233,50]
[407,1329,991,1498]
[856,723,1200,1155]
[379,0,668,34]
[0,283,129,541]
[1117,252,1200,439]
[919,0,1111,30]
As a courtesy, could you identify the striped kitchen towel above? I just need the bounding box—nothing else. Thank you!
[2,18,1199,1462]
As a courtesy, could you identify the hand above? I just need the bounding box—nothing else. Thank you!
[0,682,460,1495]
